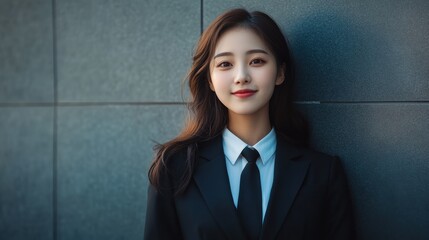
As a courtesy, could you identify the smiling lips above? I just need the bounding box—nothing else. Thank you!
[232,89,257,98]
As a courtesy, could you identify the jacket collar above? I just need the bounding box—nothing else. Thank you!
[193,134,310,240]
[193,135,246,239]
[260,135,310,240]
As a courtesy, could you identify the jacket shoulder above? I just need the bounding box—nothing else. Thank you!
[299,147,345,186]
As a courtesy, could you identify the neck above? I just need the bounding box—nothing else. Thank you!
[227,108,271,146]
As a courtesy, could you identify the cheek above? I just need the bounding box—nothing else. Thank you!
[254,66,278,86]
[210,71,231,92]
[267,65,279,81]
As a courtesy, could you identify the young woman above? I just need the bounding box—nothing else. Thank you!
[145,8,355,240]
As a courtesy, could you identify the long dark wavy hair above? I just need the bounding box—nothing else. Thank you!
[149,8,308,194]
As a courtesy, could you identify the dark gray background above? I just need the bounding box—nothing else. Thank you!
[1,0,428,239]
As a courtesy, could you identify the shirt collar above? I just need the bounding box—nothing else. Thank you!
[222,128,276,166]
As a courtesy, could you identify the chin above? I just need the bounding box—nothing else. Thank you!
[228,106,268,116]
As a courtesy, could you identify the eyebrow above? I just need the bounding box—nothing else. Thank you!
[213,49,269,59]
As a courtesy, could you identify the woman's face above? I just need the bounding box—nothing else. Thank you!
[209,27,284,119]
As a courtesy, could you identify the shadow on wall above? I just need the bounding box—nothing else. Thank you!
[289,11,398,101]
[287,10,429,240]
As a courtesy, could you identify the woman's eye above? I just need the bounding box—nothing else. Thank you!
[217,62,232,68]
[250,58,265,65]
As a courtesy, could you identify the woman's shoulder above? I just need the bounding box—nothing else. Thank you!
[277,133,342,176]
[277,133,336,161]
[160,145,189,175]
[304,148,338,163]
[297,146,346,184]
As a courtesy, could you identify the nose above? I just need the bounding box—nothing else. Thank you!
[234,64,251,84]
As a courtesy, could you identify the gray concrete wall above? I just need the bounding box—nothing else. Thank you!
[1,0,428,239]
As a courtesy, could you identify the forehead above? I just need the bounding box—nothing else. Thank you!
[214,27,270,55]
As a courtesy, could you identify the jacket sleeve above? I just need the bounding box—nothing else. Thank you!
[325,156,356,240]
[144,175,183,240]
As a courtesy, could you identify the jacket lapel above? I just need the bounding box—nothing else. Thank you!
[260,135,311,240]
[193,135,246,240]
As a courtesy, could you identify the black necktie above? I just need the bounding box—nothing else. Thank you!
[238,146,262,240]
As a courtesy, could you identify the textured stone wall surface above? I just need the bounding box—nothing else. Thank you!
[1,0,428,239]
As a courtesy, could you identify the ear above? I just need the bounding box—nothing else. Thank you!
[275,64,286,85]
[208,78,215,91]
[207,67,216,91]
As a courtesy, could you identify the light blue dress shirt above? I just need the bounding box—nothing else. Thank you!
[222,128,276,222]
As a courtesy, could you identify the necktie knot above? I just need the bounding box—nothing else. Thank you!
[241,146,260,164]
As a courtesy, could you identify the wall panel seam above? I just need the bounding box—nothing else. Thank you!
[200,0,203,33]
[52,0,58,239]
[0,101,429,108]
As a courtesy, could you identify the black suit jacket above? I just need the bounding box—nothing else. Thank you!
[144,134,355,240]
